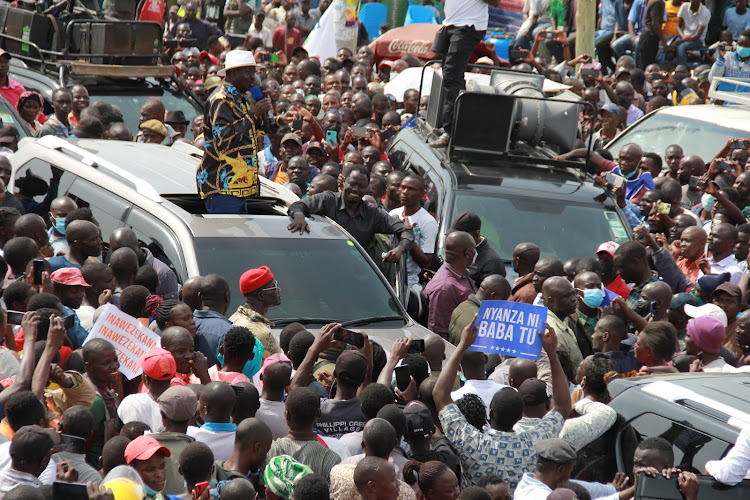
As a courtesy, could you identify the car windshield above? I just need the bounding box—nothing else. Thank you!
[194,237,404,325]
[92,90,200,140]
[453,192,630,261]
[607,112,748,160]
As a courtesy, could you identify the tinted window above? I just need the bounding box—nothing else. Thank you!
[65,178,129,241]
[607,113,749,161]
[453,192,630,262]
[194,237,404,322]
[628,413,733,473]
[125,208,184,284]
[92,90,200,140]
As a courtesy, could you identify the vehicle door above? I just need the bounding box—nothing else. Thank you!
[124,207,186,286]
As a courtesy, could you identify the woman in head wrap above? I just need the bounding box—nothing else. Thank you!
[16,91,44,133]
[264,455,313,500]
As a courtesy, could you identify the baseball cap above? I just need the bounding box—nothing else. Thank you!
[124,435,171,464]
[404,401,434,439]
[696,272,731,297]
[684,303,728,327]
[335,350,367,385]
[595,241,620,257]
[51,267,91,287]
[140,348,177,380]
[281,132,303,146]
[306,141,326,154]
[600,103,620,114]
[157,386,198,422]
[198,51,219,65]
[669,293,700,311]
[518,378,550,406]
[9,425,59,462]
[687,315,726,354]
[260,353,292,377]
[714,282,741,298]
[614,66,631,78]
[450,211,481,233]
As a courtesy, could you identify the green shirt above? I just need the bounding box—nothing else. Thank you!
[550,0,565,26]
[448,295,481,346]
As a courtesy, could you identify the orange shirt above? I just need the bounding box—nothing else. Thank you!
[677,257,702,284]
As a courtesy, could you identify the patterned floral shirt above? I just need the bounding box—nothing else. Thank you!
[197,82,262,199]
[439,403,563,493]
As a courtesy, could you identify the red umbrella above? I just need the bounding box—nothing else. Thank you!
[370,23,441,63]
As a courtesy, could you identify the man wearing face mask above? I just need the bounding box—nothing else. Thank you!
[47,196,77,255]
[557,143,655,204]
[421,231,478,338]
[709,29,750,82]
[572,271,606,347]
[595,241,631,299]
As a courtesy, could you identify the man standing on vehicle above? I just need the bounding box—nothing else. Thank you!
[287,165,413,262]
[169,1,223,51]
[197,50,274,215]
[428,0,501,148]
[389,175,438,288]
[36,89,73,139]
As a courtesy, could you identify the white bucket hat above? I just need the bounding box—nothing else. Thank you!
[217,50,257,78]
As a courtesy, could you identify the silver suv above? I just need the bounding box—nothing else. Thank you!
[9,136,437,352]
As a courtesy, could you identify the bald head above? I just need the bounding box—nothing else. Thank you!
[109,227,140,254]
[65,220,98,244]
[14,214,47,249]
[50,196,77,214]
[542,276,577,317]
[235,417,272,448]
[513,242,540,276]
[219,478,255,500]
[423,333,445,371]
[362,418,397,458]
[200,381,236,423]
[533,256,565,293]
[508,358,537,389]
[354,456,393,493]
[621,143,643,159]
[181,276,203,312]
[641,280,673,305]
[160,326,193,350]
[261,360,292,392]
[445,230,476,268]
[477,274,511,301]
[109,247,139,285]
[141,99,166,123]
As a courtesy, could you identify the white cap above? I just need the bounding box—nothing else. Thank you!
[684,303,728,328]
[217,50,257,78]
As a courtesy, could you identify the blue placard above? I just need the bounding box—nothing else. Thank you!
[468,300,548,360]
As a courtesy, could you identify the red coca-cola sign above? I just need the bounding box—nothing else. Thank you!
[387,39,432,56]
[371,23,441,62]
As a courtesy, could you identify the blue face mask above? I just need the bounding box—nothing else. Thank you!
[144,484,162,497]
[54,218,66,235]
[737,46,750,59]
[702,193,716,212]
[582,288,605,308]
[621,168,637,180]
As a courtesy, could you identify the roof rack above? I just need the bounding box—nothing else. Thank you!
[707,76,750,105]
[0,3,166,75]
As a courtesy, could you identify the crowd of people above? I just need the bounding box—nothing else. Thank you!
[2,0,750,498]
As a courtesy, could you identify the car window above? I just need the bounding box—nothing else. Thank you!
[628,413,733,474]
[65,178,129,241]
[13,159,74,215]
[91,91,200,140]
[607,112,750,161]
[453,192,630,262]
[125,208,184,284]
[194,236,404,319]
[0,98,29,139]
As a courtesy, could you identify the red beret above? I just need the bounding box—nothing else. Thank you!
[240,266,274,295]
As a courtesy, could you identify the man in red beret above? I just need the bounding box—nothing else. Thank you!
[229,266,282,361]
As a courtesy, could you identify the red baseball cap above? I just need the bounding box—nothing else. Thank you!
[140,348,177,381]
[51,267,91,287]
[124,435,171,464]
[199,51,219,65]
[595,241,620,257]
[239,266,274,295]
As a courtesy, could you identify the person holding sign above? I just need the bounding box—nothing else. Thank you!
[433,315,571,492]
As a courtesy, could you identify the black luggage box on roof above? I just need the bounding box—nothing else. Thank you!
[68,20,161,65]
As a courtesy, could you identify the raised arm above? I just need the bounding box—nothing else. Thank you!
[290,322,339,389]
[543,323,572,419]
[434,314,477,412]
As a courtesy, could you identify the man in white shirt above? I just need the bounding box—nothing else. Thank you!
[389,175,438,288]
[248,11,273,48]
[451,349,509,419]
[674,0,711,65]
[428,0,500,148]
[0,425,57,498]
[118,348,177,434]
[699,223,744,284]
[187,381,238,461]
